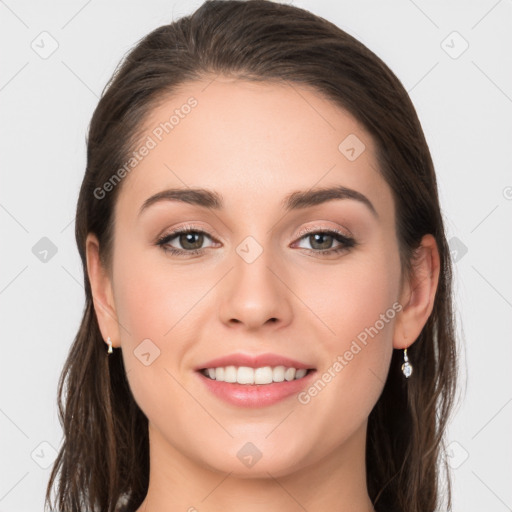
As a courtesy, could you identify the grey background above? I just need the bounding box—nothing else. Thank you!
[1,0,511,510]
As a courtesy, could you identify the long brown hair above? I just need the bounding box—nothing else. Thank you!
[45,1,458,511]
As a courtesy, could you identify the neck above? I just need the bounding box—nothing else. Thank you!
[135,421,375,512]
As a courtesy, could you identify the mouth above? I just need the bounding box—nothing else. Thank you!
[198,366,315,385]
[195,366,318,408]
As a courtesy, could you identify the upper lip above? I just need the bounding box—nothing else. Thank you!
[195,352,315,371]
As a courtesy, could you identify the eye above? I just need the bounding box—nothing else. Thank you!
[156,225,357,257]
[293,228,356,256]
[156,226,217,256]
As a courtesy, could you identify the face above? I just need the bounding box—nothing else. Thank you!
[96,77,405,478]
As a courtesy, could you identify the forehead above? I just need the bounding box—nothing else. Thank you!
[114,77,393,224]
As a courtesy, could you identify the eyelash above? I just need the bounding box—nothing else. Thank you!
[155,225,357,257]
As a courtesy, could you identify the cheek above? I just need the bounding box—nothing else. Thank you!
[114,266,168,340]
[111,242,217,401]
[111,252,193,423]
[112,245,201,342]
[302,245,401,347]
[294,245,400,419]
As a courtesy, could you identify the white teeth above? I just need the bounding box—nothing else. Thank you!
[295,368,307,379]
[201,365,311,384]
[224,366,237,383]
[254,366,273,384]
[284,367,296,381]
[237,366,255,384]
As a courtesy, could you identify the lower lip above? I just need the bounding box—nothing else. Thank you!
[196,370,317,408]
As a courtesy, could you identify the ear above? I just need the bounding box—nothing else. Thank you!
[393,234,440,349]
[86,233,120,350]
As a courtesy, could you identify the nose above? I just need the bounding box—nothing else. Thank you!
[218,244,293,331]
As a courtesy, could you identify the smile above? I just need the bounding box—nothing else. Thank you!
[200,365,312,385]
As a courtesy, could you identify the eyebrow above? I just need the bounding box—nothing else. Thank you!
[138,185,378,218]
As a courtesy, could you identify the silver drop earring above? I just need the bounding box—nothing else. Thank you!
[401,348,412,378]
[107,336,113,354]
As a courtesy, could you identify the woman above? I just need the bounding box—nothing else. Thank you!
[45,1,458,511]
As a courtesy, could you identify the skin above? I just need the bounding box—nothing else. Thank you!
[86,76,440,512]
